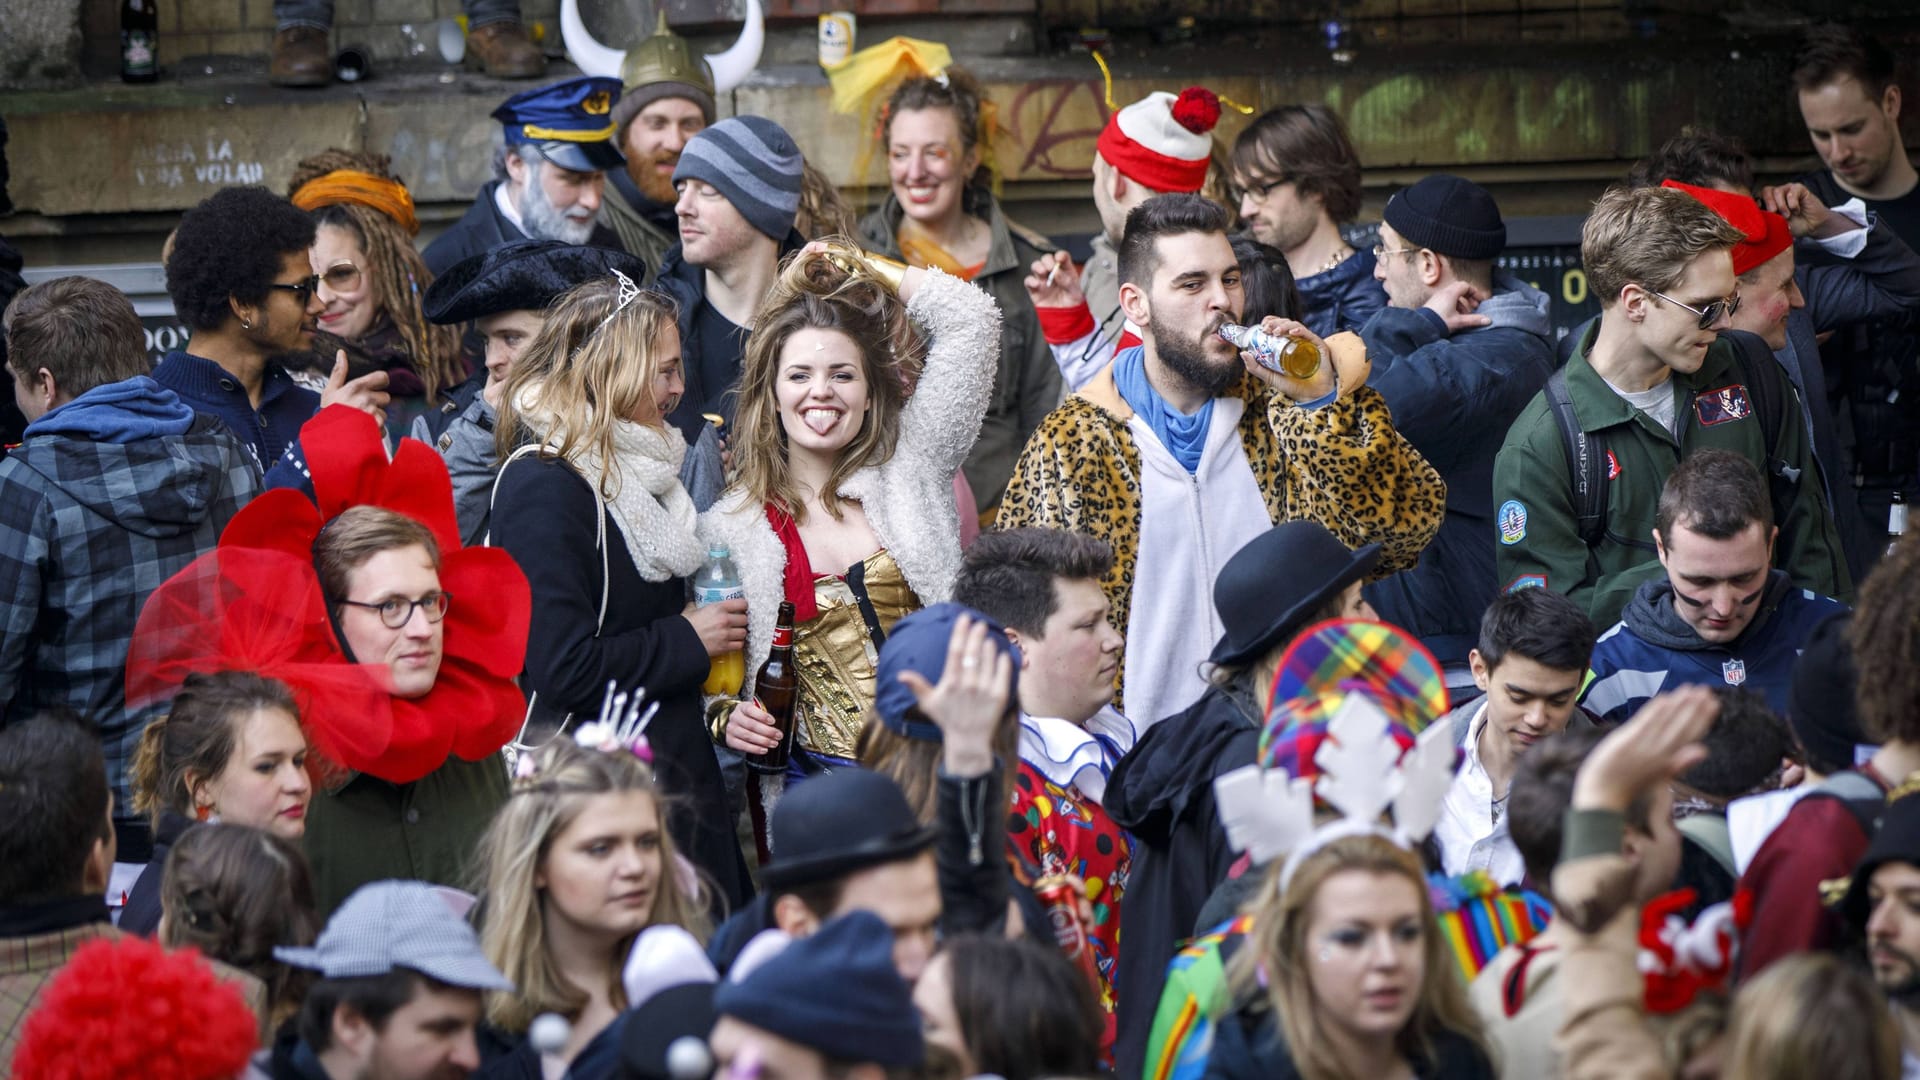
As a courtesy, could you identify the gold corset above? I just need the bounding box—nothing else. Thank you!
[790,548,919,760]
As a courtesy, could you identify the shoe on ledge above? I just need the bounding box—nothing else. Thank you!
[269,26,332,87]
[465,21,547,79]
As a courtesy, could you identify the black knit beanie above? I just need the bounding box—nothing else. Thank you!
[1382,173,1507,260]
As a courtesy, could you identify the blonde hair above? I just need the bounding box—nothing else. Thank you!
[730,243,925,521]
[1227,833,1488,1080]
[476,738,711,1032]
[855,706,1019,825]
[288,149,463,400]
[494,278,681,502]
[1581,184,1745,308]
[1721,953,1900,1080]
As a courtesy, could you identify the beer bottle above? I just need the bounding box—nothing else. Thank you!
[747,601,798,774]
[121,0,159,83]
[1218,322,1320,381]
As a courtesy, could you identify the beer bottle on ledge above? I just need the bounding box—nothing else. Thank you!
[747,601,798,774]
[122,0,159,83]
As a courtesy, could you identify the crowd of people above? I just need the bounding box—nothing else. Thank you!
[4,15,1920,1080]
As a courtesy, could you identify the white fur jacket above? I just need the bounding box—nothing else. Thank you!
[699,268,1004,702]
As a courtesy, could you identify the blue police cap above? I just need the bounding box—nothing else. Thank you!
[492,75,626,174]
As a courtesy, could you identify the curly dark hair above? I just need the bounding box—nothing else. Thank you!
[1849,533,1920,745]
[1627,126,1756,194]
[165,186,317,332]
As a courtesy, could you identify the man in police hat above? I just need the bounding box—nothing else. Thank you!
[603,13,717,282]
[424,76,628,277]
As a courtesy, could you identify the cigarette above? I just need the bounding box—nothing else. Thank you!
[1046,265,1058,288]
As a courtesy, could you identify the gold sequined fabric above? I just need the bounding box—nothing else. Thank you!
[790,548,919,760]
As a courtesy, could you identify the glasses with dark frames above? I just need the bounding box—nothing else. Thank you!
[336,591,452,629]
[268,274,322,305]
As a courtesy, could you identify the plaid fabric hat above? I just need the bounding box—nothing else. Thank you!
[276,880,513,991]
[1255,618,1450,780]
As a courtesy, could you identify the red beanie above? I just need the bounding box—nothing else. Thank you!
[1661,179,1793,275]
[1096,87,1221,194]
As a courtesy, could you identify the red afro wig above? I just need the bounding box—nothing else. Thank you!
[12,936,258,1080]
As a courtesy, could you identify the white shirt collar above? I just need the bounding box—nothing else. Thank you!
[493,181,528,235]
[1017,706,1137,806]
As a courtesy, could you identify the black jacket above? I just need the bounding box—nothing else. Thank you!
[422,180,625,278]
[1204,1007,1495,1080]
[1104,681,1266,1080]
[119,810,195,936]
[651,233,807,444]
[489,454,752,913]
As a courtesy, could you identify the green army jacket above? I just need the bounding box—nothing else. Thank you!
[303,754,508,917]
[1492,325,1852,629]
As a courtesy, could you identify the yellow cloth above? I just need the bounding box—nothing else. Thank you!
[827,37,951,116]
[790,548,919,760]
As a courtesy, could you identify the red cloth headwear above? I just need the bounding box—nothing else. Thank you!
[1095,87,1221,194]
[11,937,259,1080]
[1661,179,1794,276]
[130,406,532,784]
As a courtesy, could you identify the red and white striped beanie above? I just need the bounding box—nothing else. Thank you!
[1095,87,1222,194]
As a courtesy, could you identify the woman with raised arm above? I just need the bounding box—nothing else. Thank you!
[701,242,1000,835]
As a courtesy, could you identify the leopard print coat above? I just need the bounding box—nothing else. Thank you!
[996,335,1446,709]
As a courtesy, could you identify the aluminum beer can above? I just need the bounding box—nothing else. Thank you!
[818,11,856,70]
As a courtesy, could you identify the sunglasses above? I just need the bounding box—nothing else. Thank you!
[268,274,322,305]
[1648,288,1741,330]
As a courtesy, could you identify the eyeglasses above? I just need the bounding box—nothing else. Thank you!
[1372,243,1423,260]
[1648,288,1742,330]
[1237,176,1289,204]
[336,591,452,629]
[268,274,322,305]
[319,262,363,294]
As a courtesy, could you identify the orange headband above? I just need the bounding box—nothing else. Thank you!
[291,169,420,236]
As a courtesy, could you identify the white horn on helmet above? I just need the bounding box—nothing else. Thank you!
[560,0,626,80]
[704,0,764,95]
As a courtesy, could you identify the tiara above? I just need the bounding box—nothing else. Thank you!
[512,680,657,785]
[1214,691,1456,893]
[567,269,646,363]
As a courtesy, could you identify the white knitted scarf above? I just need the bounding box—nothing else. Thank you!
[567,419,706,583]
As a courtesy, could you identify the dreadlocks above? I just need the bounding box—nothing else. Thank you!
[287,149,464,401]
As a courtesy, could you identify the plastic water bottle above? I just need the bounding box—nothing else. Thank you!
[1890,492,1908,557]
[695,544,746,696]
[1218,322,1321,380]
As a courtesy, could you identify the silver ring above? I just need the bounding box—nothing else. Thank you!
[961,656,977,669]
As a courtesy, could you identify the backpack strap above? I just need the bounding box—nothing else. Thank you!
[1719,329,1799,530]
[1544,367,1609,549]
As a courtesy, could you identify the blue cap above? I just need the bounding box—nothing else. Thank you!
[714,911,923,1067]
[492,76,626,174]
[873,602,1020,743]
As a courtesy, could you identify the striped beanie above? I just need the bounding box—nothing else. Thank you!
[673,115,805,241]
[1096,87,1221,194]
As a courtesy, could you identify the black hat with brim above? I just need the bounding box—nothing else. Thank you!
[1841,790,1920,927]
[1207,522,1382,668]
[538,137,626,175]
[422,239,651,325]
[760,769,938,892]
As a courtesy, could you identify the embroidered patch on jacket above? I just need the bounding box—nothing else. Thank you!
[1695,384,1754,427]
[1606,449,1622,480]
[1722,658,1747,686]
[1498,500,1528,545]
[1505,574,1548,592]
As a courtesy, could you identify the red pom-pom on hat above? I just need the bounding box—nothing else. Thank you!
[11,937,259,1080]
[1171,87,1221,135]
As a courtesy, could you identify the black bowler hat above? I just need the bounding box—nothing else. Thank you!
[422,240,651,325]
[1207,522,1381,667]
[761,770,937,891]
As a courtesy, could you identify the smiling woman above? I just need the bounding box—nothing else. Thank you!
[699,242,1001,853]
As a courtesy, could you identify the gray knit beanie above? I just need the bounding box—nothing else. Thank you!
[671,115,803,241]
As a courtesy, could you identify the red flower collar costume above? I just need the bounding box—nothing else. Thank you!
[129,406,531,784]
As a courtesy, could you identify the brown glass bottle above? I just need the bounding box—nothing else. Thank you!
[747,601,798,774]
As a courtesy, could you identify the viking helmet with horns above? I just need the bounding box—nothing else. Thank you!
[563,0,763,132]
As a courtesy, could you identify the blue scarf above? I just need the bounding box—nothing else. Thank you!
[1113,345,1213,473]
